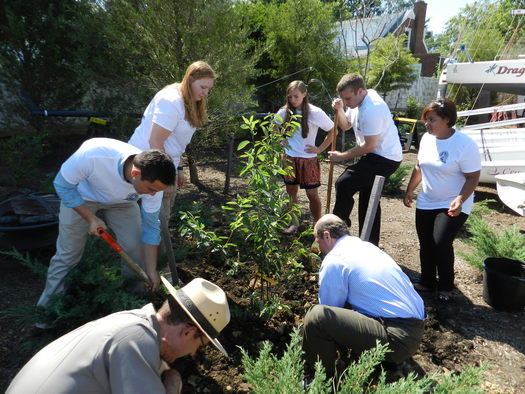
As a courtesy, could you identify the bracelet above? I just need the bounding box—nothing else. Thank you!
[177,166,183,171]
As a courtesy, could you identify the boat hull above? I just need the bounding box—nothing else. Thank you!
[495,173,525,216]
[461,129,525,184]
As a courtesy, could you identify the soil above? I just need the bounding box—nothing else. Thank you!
[1,148,524,393]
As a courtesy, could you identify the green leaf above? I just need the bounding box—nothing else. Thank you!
[238,140,250,150]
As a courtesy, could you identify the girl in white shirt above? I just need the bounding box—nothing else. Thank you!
[275,80,335,234]
[129,61,216,219]
[404,98,481,300]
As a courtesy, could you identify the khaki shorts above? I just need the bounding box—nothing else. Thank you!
[283,154,321,189]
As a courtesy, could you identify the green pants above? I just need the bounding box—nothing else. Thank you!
[302,304,424,376]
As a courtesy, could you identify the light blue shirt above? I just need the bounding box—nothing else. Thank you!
[53,166,160,246]
[319,235,424,319]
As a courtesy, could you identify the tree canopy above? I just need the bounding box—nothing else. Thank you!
[365,34,419,96]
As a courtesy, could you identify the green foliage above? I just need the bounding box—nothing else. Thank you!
[247,0,346,111]
[178,114,310,316]
[436,0,522,63]
[366,34,419,95]
[241,328,487,393]
[0,0,112,132]
[460,212,525,270]
[250,293,293,323]
[430,0,525,109]
[335,342,392,392]
[224,115,302,277]
[0,237,146,332]
[0,249,49,278]
[241,327,328,394]
[405,97,424,120]
[336,0,414,19]
[383,165,412,196]
[0,133,48,187]
[102,0,261,180]
[103,0,258,112]
[179,205,230,260]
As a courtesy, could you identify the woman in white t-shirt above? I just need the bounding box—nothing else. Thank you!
[403,98,481,300]
[129,61,216,219]
[275,80,335,234]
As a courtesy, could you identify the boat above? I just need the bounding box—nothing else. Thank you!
[443,58,525,96]
[461,126,525,183]
[495,173,525,216]
[438,59,525,184]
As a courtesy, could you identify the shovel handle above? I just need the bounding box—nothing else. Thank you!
[97,228,153,287]
[97,228,122,253]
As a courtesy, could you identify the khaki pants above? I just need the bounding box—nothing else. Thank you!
[302,304,424,376]
[37,201,144,308]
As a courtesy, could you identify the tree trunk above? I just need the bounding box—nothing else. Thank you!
[187,151,199,184]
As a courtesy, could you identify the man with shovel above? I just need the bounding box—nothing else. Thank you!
[36,138,175,317]
[328,73,402,246]
[8,277,230,394]
[302,214,424,379]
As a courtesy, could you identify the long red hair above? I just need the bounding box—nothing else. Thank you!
[178,61,217,128]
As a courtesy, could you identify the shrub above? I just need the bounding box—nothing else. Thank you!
[383,164,412,196]
[241,328,487,393]
[460,213,525,270]
[0,236,147,333]
[0,133,48,187]
[405,96,424,120]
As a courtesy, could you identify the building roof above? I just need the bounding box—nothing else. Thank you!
[336,9,414,58]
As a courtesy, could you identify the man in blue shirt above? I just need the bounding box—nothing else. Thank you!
[302,214,425,377]
[37,138,175,314]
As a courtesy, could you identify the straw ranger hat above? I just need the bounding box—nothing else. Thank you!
[161,276,230,356]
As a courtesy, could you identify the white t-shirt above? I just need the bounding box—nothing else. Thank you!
[276,104,334,158]
[416,130,481,214]
[60,138,162,214]
[345,89,402,162]
[129,84,196,167]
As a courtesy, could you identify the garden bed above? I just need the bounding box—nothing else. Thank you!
[0,151,524,393]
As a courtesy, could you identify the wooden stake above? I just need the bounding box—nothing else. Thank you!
[325,112,339,214]
[360,175,385,243]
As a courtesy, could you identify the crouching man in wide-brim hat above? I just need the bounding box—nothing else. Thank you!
[7,277,230,394]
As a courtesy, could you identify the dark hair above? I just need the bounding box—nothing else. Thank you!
[133,150,175,186]
[336,73,366,93]
[315,217,348,240]
[421,98,457,127]
[159,298,194,326]
[283,80,310,138]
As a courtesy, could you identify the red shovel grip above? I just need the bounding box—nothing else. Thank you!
[97,228,123,253]
[97,227,152,287]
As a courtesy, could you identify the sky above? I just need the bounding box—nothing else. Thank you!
[425,0,472,34]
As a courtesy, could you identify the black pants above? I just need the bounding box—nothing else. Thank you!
[415,209,468,291]
[333,153,400,246]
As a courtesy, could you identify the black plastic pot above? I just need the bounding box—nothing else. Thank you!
[483,257,525,312]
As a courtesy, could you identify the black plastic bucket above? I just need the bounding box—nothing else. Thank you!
[483,257,525,312]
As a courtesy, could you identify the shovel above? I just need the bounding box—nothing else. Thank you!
[325,112,339,213]
[97,228,153,288]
